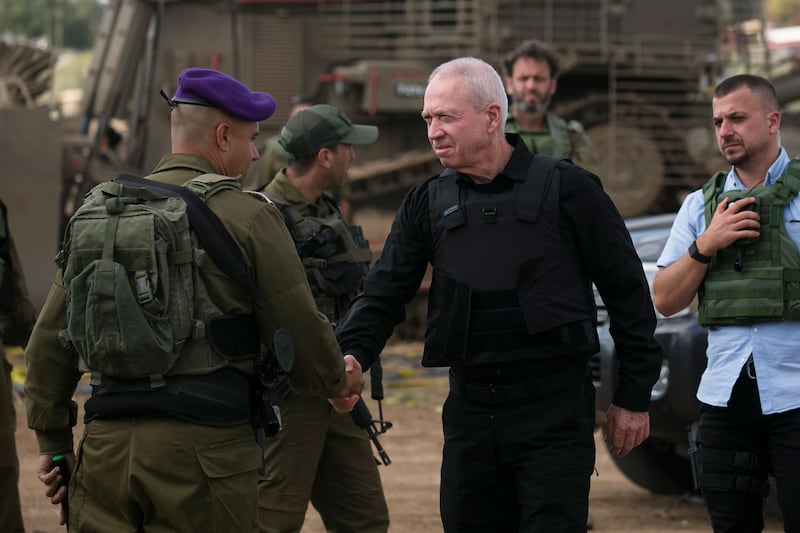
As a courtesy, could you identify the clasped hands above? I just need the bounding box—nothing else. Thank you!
[328,354,365,413]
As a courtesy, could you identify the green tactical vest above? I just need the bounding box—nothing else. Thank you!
[61,173,249,386]
[505,113,581,159]
[698,160,800,325]
[264,192,373,323]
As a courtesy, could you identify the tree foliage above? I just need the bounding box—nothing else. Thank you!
[764,0,800,26]
[0,0,101,49]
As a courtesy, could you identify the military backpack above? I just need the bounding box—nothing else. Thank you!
[59,174,248,385]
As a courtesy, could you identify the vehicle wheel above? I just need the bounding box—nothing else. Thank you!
[585,122,664,218]
[602,431,694,495]
[558,95,670,217]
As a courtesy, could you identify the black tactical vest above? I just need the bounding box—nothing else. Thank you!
[422,156,599,367]
[265,192,372,323]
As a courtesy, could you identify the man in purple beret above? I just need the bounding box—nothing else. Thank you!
[27,67,365,531]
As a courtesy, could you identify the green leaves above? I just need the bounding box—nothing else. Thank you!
[0,0,99,49]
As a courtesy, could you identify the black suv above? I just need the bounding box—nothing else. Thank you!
[592,213,708,494]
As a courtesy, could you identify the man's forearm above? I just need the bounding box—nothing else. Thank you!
[653,256,706,317]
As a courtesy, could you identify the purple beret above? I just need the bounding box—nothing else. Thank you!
[171,68,276,122]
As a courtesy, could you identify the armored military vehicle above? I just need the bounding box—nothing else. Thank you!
[0,39,61,309]
[4,0,770,310]
[67,0,766,222]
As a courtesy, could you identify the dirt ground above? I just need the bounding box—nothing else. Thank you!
[9,345,784,533]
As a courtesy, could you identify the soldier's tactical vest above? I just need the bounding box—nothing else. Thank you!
[699,160,800,325]
[505,113,583,159]
[423,156,599,367]
[264,192,372,323]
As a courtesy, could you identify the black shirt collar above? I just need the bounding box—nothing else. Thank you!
[500,133,532,182]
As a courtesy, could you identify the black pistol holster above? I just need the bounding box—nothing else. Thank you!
[687,422,769,497]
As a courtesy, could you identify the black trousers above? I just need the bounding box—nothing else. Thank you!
[697,364,800,533]
[439,367,595,533]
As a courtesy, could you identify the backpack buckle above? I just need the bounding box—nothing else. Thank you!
[134,271,153,304]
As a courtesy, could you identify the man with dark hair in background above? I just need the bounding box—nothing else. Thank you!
[503,39,599,174]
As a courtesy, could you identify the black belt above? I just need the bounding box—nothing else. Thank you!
[85,367,252,426]
[448,365,586,404]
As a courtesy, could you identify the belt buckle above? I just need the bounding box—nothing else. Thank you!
[487,384,503,404]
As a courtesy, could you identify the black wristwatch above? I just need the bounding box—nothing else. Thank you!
[688,240,711,264]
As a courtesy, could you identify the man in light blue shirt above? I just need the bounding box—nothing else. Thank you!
[654,74,800,532]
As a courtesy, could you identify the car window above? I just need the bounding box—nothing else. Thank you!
[632,233,670,262]
[625,214,675,262]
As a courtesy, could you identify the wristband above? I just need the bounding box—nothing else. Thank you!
[688,240,711,264]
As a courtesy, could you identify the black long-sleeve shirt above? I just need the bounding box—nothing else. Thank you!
[336,135,662,412]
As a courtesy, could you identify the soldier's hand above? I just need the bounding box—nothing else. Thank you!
[605,404,650,457]
[37,452,74,526]
[328,355,364,413]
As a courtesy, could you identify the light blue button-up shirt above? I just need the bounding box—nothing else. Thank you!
[657,148,800,414]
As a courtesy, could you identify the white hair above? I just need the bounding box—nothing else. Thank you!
[428,57,508,124]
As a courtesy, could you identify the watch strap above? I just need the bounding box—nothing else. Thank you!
[689,240,711,264]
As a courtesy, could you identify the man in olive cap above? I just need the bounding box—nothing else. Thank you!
[255,104,389,533]
[26,69,364,532]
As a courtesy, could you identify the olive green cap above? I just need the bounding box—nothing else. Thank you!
[278,104,378,159]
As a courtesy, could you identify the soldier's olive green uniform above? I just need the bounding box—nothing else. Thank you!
[248,135,288,192]
[0,200,37,533]
[505,113,599,175]
[25,154,349,532]
[257,171,389,533]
